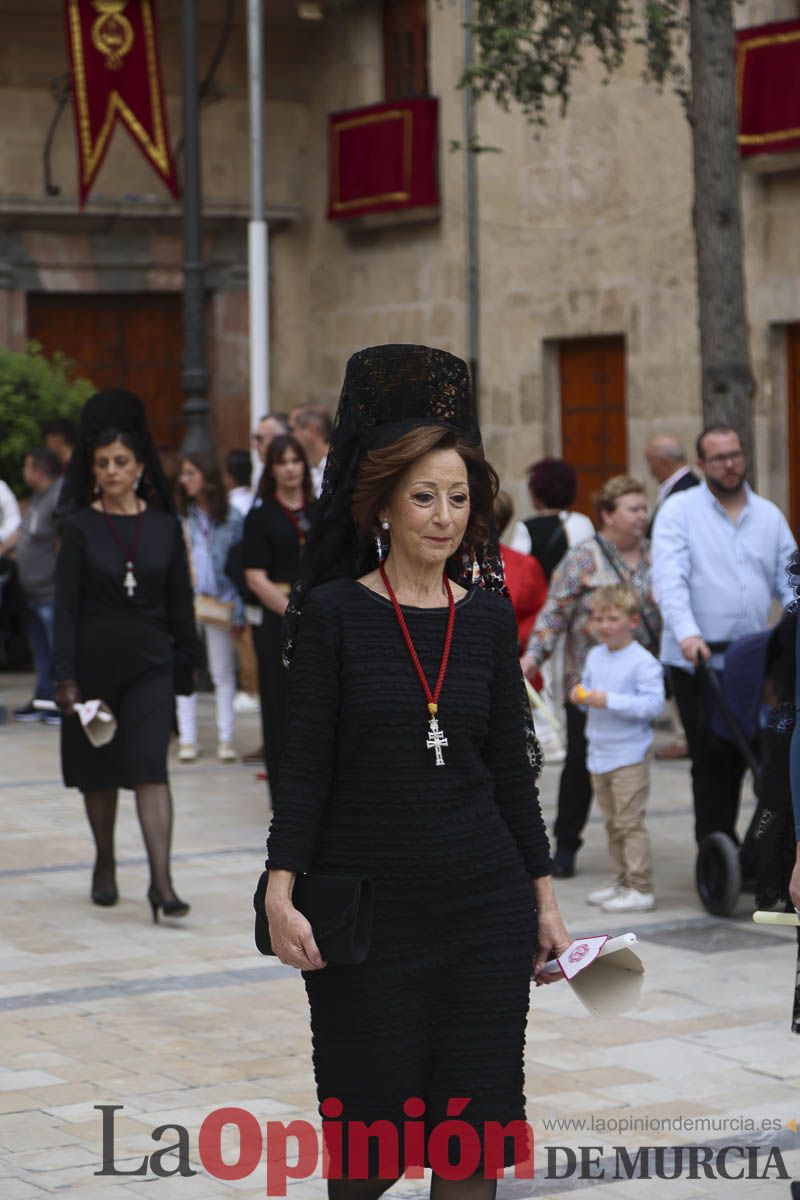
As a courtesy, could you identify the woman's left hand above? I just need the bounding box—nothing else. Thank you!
[531,879,571,985]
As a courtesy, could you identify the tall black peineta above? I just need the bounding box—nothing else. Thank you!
[282,344,508,668]
[57,389,176,517]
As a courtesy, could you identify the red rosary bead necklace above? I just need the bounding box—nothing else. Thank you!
[379,561,455,767]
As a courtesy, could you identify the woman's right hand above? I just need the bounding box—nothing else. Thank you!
[265,899,327,971]
[520,652,538,681]
[54,680,81,715]
[790,850,800,913]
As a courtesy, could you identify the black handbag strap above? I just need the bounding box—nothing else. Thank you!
[526,516,567,576]
[540,517,566,559]
[594,535,659,652]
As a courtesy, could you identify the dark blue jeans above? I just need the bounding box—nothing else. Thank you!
[25,600,55,701]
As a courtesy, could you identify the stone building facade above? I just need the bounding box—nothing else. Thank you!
[1,0,799,526]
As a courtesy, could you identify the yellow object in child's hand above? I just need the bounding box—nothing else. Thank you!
[574,685,588,703]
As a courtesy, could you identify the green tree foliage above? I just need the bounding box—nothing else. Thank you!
[0,346,93,495]
[463,0,687,118]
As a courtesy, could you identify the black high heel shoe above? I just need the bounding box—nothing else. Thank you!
[91,871,119,907]
[147,886,190,923]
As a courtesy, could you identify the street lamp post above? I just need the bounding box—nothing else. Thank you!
[180,0,212,453]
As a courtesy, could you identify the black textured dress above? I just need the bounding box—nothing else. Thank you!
[267,578,552,1167]
[243,497,314,794]
[53,506,198,791]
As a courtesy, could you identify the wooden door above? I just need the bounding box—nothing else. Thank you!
[27,293,185,449]
[788,324,800,537]
[559,336,627,521]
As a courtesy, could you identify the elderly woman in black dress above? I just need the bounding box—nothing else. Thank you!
[263,347,570,1199]
[53,391,200,921]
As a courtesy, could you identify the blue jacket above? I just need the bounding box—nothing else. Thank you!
[183,504,245,626]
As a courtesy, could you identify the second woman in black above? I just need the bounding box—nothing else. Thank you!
[243,434,315,797]
[53,391,200,922]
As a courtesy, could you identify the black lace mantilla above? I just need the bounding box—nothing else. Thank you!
[57,389,176,519]
[283,345,506,661]
[281,345,542,777]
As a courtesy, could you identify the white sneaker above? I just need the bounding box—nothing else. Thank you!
[586,881,622,907]
[217,741,237,763]
[178,743,198,763]
[233,691,260,714]
[601,887,656,913]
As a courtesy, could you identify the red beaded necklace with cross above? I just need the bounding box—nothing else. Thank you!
[379,561,455,767]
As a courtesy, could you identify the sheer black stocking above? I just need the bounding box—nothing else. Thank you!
[134,782,177,900]
[429,1173,497,1199]
[327,1178,398,1199]
[83,789,118,892]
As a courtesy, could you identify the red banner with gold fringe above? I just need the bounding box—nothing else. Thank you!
[736,19,800,157]
[65,0,178,206]
[327,97,439,221]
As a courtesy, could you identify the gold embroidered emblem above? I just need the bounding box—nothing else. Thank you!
[91,0,134,70]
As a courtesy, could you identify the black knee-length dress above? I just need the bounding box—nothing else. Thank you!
[266,579,552,1167]
[53,506,199,791]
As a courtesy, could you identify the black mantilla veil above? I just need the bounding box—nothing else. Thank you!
[58,389,176,518]
[283,343,543,775]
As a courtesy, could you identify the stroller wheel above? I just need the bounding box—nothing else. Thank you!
[696,832,742,917]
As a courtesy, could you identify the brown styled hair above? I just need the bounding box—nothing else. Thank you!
[177,452,229,525]
[258,433,315,504]
[351,426,499,556]
[593,474,646,523]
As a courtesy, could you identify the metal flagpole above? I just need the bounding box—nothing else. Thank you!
[180,0,212,452]
[248,0,269,453]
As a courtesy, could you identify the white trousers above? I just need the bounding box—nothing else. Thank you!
[177,624,237,744]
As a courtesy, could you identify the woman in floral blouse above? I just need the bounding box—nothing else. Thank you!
[521,475,661,879]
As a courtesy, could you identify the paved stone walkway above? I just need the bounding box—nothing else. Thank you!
[1,671,798,1199]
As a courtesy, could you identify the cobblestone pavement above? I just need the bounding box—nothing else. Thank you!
[1,672,799,1199]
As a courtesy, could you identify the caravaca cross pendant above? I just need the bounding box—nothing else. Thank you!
[378,563,456,771]
[123,561,137,598]
[426,704,448,767]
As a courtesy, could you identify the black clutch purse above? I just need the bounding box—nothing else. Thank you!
[253,869,374,965]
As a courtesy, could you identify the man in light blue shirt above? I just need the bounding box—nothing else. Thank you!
[652,424,796,845]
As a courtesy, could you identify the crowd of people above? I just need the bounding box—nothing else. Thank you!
[1,397,798,925]
[2,346,800,1198]
[519,426,796,918]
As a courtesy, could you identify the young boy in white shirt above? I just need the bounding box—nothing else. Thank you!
[569,583,665,913]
